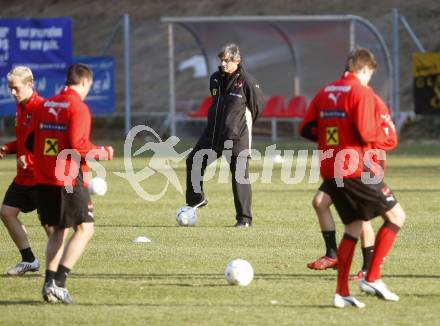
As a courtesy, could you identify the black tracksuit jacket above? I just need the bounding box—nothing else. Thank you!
[203,65,264,156]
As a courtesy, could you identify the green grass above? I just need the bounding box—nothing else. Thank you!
[0,141,439,325]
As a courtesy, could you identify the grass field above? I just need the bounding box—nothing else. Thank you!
[0,140,439,325]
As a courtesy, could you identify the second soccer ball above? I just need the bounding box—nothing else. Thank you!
[224,259,254,286]
[176,205,197,226]
[88,177,108,196]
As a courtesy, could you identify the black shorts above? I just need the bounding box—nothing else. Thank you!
[318,181,331,195]
[36,185,94,228]
[2,182,38,213]
[322,178,398,225]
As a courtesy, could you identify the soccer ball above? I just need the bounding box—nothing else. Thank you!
[176,205,197,226]
[224,259,254,286]
[88,177,108,196]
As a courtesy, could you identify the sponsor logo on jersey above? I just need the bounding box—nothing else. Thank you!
[326,127,339,146]
[324,85,351,93]
[43,101,70,109]
[44,138,59,156]
[320,110,346,119]
[40,123,67,131]
[212,89,217,96]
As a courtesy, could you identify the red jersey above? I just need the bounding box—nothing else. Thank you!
[366,94,398,177]
[28,87,110,186]
[371,94,397,151]
[3,91,44,186]
[300,72,392,179]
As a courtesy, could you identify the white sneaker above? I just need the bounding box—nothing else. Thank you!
[333,294,366,308]
[47,280,73,304]
[6,258,39,276]
[359,279,399,301]
[42,280,59,303]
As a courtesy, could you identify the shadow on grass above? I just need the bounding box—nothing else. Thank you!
[96,225,243,228]
[71,273,440,282]
[0,300,43,305]
[72,302,334,309]
[0,274,42,279]
[1,273,438,282]
[70,271,440,279]
[0,300,334,309]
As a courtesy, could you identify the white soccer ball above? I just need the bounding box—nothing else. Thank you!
[88,177,108,196]
[176,205,197,226]
[224,259,254,286]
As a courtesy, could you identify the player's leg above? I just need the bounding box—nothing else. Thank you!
[185,137,217,207]
[45,228,69,272]
[308,188,337,269]
[43,224,55,237]
[58,222,94,268]
[336,220,363,295]
[1,205,40,275]
[36,184,68,303]
[360,203,405,301]
[313,190,335,232]
[43,227,69,303]
[1,183,41,275]
[333,220,365,308]
[1,205,31,251]
[352,221,375,280]
[45,222,93,305]
[46,185,95,304]
[229,155,252,227]
[327,178,366,308]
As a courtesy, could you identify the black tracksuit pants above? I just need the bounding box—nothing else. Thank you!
[185,140,252,221]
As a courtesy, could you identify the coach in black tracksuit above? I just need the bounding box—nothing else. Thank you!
[185,44,264,228]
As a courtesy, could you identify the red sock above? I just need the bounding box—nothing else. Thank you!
[366,222,400,282]
[336,233,358,296]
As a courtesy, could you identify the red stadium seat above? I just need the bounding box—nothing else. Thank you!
[279,96,307,118]
[187,96,212,117]
[261,96,285,117]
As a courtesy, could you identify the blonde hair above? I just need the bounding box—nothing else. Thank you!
[7,66,34,84]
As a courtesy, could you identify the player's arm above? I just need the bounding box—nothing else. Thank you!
[353,89,378,144]
[300,97,318,142]
[371,95,398,150]
[68,104,113,160]
[0,140,17,158]
[244,76,265,123]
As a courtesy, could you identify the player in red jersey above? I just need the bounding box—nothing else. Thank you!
[301,48,406,308]
[306,94,397,282]
[25,63,113,304]
[0,66,52,276]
